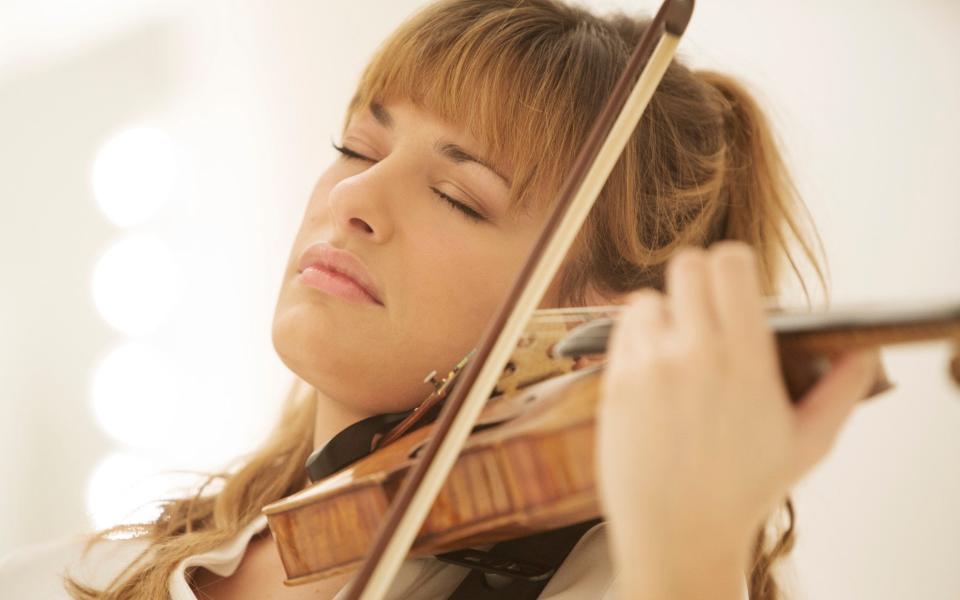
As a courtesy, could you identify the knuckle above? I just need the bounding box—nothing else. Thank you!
[646,348,677,370]
[709,241,756,273]
[611,339,671,372]
[657,339,692,369]
[625,287,663,307]
[668,248,708,277]
[620,290,666,324]
[670,335,728,375]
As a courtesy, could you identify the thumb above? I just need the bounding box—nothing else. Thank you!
[792,349,881,475]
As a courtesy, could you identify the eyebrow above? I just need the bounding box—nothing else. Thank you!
[369,102,511,187]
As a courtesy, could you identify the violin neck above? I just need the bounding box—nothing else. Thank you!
[771,300,960,355]
[549,300,960,401]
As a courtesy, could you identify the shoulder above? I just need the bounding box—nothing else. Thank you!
[0,533,151,599]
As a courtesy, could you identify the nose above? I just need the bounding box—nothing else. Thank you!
[328,167,395,244]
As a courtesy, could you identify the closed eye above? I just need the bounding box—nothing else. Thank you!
[331,140,487,224]
[331,141,374,163]
[429,187,485,222]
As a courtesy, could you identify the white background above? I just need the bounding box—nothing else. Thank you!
[1,1,958,598]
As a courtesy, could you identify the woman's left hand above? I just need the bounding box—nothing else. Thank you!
[596,241,880,597]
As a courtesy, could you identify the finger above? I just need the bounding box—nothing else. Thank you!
[603,289,669,409]
[792,349,881,475]
[665,247,718,339]
[608,289,670,362]
[707,241,771,350]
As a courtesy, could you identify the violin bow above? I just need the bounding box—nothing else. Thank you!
[343,1,695,598]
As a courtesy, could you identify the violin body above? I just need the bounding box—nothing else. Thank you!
[264,365,603,585]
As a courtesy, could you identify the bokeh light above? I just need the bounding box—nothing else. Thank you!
[91,126,179,227]
[90,341,184,449]
[91,234,181,336]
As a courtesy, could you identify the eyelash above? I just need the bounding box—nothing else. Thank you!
[331,141,486,223]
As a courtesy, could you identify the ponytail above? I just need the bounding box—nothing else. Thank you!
[698,70,827,301]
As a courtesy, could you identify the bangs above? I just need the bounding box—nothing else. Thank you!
[343,1,627,216]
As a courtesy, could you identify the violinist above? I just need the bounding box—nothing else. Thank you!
[0,1,880,599]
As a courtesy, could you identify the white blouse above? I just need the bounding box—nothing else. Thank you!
[0,515,616,599]
[0,516,748,599]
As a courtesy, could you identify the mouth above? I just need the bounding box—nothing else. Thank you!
[296,242,384,306]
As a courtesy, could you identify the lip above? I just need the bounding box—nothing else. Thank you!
[296,242,383,306]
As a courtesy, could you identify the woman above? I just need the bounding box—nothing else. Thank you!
[0,1,878,598]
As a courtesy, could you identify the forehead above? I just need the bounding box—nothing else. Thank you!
[348,101,483,147]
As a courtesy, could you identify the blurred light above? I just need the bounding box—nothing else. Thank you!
[90,341,184,449]
[91,126,179,227]
[91,234,181,335]
[85,451,207,531]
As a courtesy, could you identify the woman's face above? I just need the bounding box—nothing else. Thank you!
[272,100,554,414]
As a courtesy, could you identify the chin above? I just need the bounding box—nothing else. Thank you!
[271,303,338,382]
[271,303,426,416]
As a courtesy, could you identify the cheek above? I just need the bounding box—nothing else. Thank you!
[287,173,341,266]
[430,229,519,300]
[400,228,530,357]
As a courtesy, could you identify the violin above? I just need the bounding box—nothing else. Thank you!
[262,300,960,585]
[259,0,960,596]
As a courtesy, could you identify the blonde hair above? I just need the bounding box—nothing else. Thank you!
[66,1,824,598]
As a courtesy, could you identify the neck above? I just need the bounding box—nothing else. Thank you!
[311,387,373,455]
